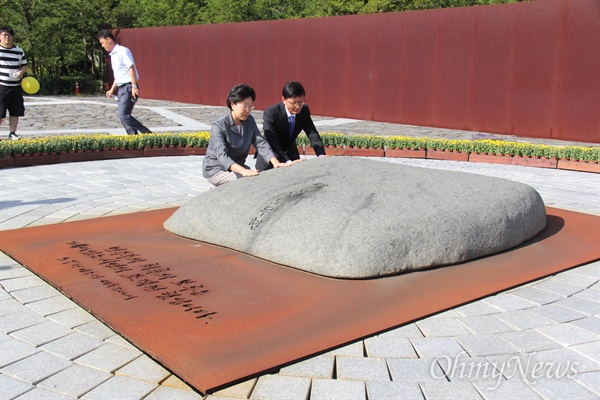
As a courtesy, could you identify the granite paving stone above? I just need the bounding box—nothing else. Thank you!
[1,350,72,384]
[552,271,599,288]
[39,332,105,361]
[0,298,28,317]
[419,381,483,400]
[454,301,505,317]
[497,330,562,353]
[9,285,63,305]
[365,381,424,400]
[455,334,520,357]
[410,337,466,358]
[0,332,10,343]
[0,288,12,301]
[494,309,557,330]
[571,316,600,334]
[437,355,503,383]
[115,354,171,384]
[553,296,599,316]
[0,275,47,292]
[159,374,194,390]
[507,287,565,305]
[74,343,141,373]
[416,318,472,337]
[46,307,97,328]
[364,337,418,358]
[0,266,34,281]
[0,338,39,368]
[458,315,516,335]
[377,323,424,338]
[249,375,311,400]
[10,386,77,399]
[472,379,541,400]
[532,279,585,297]
[0,215,46,230]
[574,287,600,302]
[527,377,598,400]
[209,377,257,398]
[336,356,391,381]
[25,296,79,317]
[9,319,72,346]
[145,386,204,400]
[309,378,366,400]
[0,309,46,334]
[278,355,335,378]
[0,252,20,263]
[38,364,112,397]
[484,353,555,384]
[79,375,158,400]
[323,341,364,357]
[386,358,446,382]
[104,333,138,349]
[73,320,116,340]
[572,262,600,279]
[0,372,35,399]
[570,341,600,363]
[535,324,599,347]
[573,370,600,397]
[522,348,599,375]
[533,303,588,323]
[481,293,539,312]
[428,309,462,319]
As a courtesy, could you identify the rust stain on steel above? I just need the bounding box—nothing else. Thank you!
[0,207,598,394]
[118,1,599,143]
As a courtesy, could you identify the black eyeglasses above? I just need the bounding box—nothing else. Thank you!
[285,99,305,107]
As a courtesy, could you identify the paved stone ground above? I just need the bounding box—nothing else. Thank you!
[0,97,598,400]
[6,95,599,147]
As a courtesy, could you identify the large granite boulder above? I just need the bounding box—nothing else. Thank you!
[164,157,547,278]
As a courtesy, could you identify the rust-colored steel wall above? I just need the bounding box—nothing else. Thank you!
[117,0,599,143]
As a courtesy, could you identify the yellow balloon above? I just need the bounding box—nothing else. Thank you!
[21,77,40,95]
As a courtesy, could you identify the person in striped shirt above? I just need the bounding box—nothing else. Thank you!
[0,27,28,140]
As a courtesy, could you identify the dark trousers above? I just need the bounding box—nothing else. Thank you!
[117,84,150,135]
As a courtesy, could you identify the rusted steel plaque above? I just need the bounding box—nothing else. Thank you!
[0,207,598,394]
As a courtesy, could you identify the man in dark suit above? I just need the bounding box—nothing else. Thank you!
[256,81,326,171]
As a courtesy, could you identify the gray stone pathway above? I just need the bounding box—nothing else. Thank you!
[0,97,598,400]
[10,95,599,147]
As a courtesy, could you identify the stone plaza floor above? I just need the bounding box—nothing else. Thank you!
[0,96,598,399]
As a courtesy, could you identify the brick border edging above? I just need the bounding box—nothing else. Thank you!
[0,146,598,174]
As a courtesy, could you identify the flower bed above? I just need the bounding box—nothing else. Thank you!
[0,132,598,173]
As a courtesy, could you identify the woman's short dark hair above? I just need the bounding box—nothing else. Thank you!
[282,81,305,99]
[227,84,256,110]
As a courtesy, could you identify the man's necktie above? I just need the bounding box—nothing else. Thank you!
[288,115,295,139]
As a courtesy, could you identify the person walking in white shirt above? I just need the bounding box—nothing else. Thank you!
[98,29,150,135]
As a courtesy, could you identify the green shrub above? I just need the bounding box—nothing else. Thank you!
[1,132,598,164]
[37,75,103,95]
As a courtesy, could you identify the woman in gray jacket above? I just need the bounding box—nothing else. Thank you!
[203,84,288,186]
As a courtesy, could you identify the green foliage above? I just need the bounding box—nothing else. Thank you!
[1,132,598,164]
[321,133,347,147]
[130,0,205,27]
[0,133,212,157]
[37,75,102,95]
[384,136,428,150]
[294,133,310,147]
